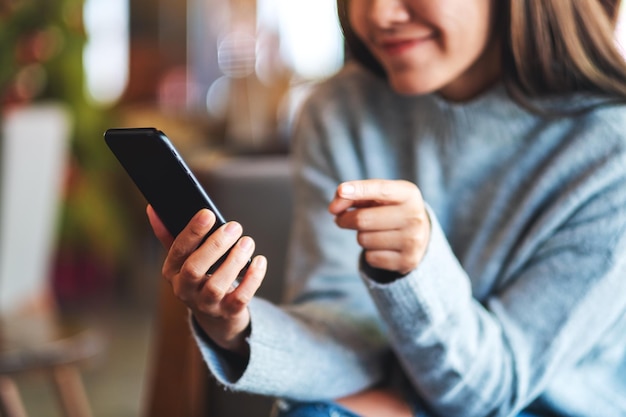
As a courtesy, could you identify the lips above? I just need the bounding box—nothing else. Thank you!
[378,34,434,56]
[381,39,419,55]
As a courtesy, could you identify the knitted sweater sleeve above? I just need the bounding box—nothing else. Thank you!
[363,136,626,416]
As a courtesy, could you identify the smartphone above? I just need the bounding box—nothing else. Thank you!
[104,127,243,275]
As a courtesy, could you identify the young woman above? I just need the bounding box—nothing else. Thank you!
[147,0,626,416]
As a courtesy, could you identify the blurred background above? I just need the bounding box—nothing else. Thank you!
[3,1,626,417]
[0,0,343,416]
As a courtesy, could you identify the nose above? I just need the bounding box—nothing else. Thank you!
[367,0,411,29]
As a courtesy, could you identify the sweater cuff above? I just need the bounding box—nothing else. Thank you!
[190,297,299,393]
[361,206,472,334]
[189,314,249,383]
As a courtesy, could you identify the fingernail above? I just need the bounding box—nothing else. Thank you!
[252,256,267,269]
[197,209,212,226]
[341,183,355,195]
[239,236,253,249]
[225,222,241,235]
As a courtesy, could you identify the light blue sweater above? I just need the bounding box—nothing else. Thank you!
[194,64,626,417]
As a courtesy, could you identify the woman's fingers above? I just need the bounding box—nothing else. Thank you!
[195,234,254,307]
[221,255,267,316]
[170,220,246,302]
[335,204,418,231]
[162,209,217,278]
[329,179,430,274]
[188,221,244,274]
[357,229,407,251]
[330,180,419,209]
[358,229,427,274]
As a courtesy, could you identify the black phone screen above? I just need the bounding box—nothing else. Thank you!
[104,128,226,238]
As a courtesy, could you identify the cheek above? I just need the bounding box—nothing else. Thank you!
[444,1,494,53]
[432,4,494,75]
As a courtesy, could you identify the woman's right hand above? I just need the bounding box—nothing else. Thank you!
[147,205,267,356]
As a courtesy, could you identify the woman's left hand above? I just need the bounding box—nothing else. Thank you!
[329,179,430,275]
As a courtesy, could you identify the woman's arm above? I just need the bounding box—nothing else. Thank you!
[358,176,626,417]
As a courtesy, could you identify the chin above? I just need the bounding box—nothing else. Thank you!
[388,77,441,96]
[384,67,448,96]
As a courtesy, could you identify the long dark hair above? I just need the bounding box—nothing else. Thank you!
[337,0,626,108]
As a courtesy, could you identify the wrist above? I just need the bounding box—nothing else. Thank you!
[194,310,251,357]
[190,314,250,381]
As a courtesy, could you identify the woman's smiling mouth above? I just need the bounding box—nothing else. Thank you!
[379,35,435,56]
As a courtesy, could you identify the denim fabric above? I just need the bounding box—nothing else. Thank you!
[273,400,362,417]
[272,400,542,417]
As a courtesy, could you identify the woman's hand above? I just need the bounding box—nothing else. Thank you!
[147,205,267,356]
[329,180,430,276]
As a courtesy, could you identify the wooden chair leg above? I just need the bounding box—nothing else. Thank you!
[0,376,28,417]
[51,365,93,417]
